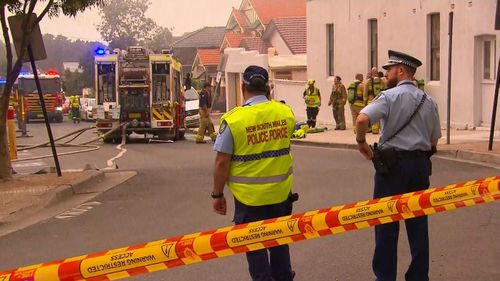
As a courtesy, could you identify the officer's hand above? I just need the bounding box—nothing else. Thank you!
[213,197,227,215]
[358,142,373,160]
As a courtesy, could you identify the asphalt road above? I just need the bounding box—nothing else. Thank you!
[2,121,499,280]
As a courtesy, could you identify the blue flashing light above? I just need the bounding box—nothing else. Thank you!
[0,80,6,84]
[96,48,106,55]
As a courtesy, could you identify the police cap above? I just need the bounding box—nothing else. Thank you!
[382,50,422,70]
[243,65,269,86]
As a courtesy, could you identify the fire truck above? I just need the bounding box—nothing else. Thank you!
[17,70,65,123]
[94,46,186,143]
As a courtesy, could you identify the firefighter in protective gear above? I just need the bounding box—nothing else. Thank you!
[328,76,347,130]
[348,73,366,133]
[212,65,296,281]
[70,95,81,123]
[413,78,425,91]
[364,68,386,134]
[195,82,217,143]
[303,79,321,128]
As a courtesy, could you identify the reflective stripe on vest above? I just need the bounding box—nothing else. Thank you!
[221,100,295,206]
[229,167,293,184]
[305,87,320,108]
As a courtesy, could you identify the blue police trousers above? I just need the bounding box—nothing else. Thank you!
[373,155,431,281]
[234,198,294,281]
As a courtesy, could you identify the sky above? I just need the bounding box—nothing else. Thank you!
[38,0,242,42]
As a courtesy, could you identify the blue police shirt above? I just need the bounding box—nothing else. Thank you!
[213,95,269,154]
[360,80,441,151]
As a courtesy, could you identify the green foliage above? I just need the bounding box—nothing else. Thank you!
[96,0,173,50]
[62,68,85,95]
[37,34,105,88]
[0,0,104,179]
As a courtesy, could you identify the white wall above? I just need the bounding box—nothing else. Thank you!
[223,48,268,108]
[307,0,500,129]
[268,31,293,55]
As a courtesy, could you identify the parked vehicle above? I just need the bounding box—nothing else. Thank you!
[94,46,186,143]
[81,97,97,121]
[184,87,200,128]
[18,71,64,123]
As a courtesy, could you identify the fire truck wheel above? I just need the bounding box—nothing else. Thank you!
[174,130,185,141]
[55,115,63,123]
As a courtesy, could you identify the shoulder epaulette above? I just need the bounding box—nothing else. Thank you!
[221,106,242,120]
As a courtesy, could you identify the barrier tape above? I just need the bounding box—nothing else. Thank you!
[1,176,499,281]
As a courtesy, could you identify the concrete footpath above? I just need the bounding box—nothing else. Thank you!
[1,123,499,233]
[291,124,500,167]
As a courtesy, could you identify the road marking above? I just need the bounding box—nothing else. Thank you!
[55,201,101,219]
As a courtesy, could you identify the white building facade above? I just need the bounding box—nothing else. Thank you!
[307,0,499,129]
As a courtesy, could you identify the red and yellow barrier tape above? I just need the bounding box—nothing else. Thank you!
[1,176,499,281]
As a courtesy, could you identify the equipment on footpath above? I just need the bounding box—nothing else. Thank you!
[0,177,498,281]
[17,70,65,123]
[7,106,17,160]
[94,47,186,143]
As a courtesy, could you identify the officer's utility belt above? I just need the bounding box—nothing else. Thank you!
[372,145,434,175]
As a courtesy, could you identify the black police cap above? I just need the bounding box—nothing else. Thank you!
[382,50,422,70]
[243,65,269,86]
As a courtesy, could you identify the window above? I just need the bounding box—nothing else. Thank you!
[483,40,496,80]
[369,19,378,68]
[327,24,334,76]
[275,71,292,80]
[429,13,440,81]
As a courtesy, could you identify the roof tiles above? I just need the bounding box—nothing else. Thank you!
[271,17,307,54]
[197,49,221,66]
[172,26,226,48]
[250,0,306,26]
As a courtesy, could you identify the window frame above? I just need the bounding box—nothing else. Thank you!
[429,13,441,81]
[327,23,335,77]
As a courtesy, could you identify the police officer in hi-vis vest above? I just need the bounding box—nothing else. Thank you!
[212,65,296,281]
[356,50,441,281]
[303,79,321,128]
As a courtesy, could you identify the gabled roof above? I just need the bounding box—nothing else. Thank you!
[222,32,247,49]
[230,8,250,29]
[248,0,306,26]
[196,49,221,66]
[264,17,307,54]
[239,37,270,54]
[171,26,226,48]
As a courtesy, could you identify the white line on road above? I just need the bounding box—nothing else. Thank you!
[55,201,101,219]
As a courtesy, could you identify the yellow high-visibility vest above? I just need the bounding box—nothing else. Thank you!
[221,100,295,206]
[304,87,320,108]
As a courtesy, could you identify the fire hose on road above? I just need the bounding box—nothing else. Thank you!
[13,123,129,163]
[0,176,498,281]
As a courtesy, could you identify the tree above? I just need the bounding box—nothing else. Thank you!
[96,0,155,49]
[0,0,104,181]
[145,26,173,53]
[97,0,172,50]
[62,69,85,95]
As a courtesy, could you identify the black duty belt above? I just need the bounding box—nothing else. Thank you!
[396,150,430,158]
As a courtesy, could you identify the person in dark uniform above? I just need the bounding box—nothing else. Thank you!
[195,82,217,143]
[355,50,441,281]
[212,65,296,281]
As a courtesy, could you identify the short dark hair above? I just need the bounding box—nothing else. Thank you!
[244,78,268,93]
[402,65,416,77]
[203,82,211,88]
